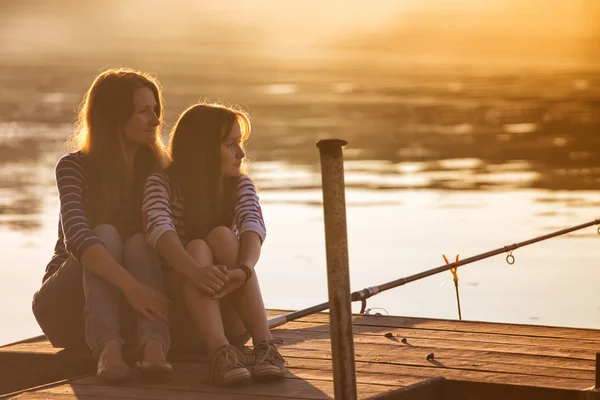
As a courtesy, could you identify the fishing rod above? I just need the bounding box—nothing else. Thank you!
[268,218,600,329]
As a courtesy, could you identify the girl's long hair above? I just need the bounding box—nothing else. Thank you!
[166,103,250,241]
[68,68,169,226]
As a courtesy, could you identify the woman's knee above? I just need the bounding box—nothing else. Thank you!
[93,224,123,256]
[123,233,156,262]
[124,232,146,249]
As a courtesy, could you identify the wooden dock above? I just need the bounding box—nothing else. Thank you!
[1,310,599,399]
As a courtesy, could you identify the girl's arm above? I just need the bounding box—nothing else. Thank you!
[234,176,267,270]
[143,173,228,294]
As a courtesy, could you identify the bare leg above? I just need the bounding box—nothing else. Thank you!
[205,227,272,345]
[183,239,229,358]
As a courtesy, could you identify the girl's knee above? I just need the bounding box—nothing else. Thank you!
[126,232,145,245]
[185,238,208,251]
[206,226,237,244]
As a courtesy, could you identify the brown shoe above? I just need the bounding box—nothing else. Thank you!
[252,339,287,380]
[210,344,251,386]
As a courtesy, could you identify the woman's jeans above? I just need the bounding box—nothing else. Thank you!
[32,224,170,359]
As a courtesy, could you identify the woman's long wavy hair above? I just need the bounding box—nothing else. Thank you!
[166,103,251,241]
[68,68,169,226]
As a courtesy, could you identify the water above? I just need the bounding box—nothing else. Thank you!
[1,55,600,346]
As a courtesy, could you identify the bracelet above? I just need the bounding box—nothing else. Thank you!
[237,263,252,283]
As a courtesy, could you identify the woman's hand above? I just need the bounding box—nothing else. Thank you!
[211,268,246,300]
[123,281,171,324]
[185,264,230,295]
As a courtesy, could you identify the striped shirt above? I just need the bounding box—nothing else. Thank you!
[142,172,266,258]
[43,152,141,282]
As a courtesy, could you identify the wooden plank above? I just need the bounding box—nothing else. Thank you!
[273,328,597,361]
[366,377,445,400]
[278,320,600,352]
[9,389,297,400]
[1,342,85,355]
[0,349,95,396]
[292,313,600,342]
[268,334,595,376]
[445,380,589,400]
[67,361,425,391]
[14,380,400,400]
[284,356,594,390]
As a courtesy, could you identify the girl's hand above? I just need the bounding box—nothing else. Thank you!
[211,268,246,300]
[123,281,171,324]
[185,264,230,295]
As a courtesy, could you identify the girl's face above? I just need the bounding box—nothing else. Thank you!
[122,87,160,149]
[220,119,245,177]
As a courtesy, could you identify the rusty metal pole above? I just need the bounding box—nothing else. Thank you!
[594,352,600,390]
[316,139,357,400]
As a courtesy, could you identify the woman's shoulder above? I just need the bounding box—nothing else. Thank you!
[145,171,172,193]
[57,150,85,162]
[55,151,86,172]
[147,171,170,183]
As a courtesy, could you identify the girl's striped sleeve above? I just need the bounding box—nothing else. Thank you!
[235,175,266,243]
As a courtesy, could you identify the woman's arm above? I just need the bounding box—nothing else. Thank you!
[56,155,168,321]
[57,155,135,288]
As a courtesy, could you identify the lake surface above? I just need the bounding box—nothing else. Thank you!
[1,54,599,346]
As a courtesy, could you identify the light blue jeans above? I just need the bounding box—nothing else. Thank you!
[84,224,170,358]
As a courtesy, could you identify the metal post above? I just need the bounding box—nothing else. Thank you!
[316,139,357,400]
[594,353,600,390]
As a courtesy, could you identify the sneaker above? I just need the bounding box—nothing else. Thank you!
[252,339,287,380]
[210,344,251,386]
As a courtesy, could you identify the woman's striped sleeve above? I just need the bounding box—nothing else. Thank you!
[142,173,177,249]
[55,154,102,261]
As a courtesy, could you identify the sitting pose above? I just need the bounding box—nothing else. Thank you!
[142,103,286,386]
[32,68,172,381]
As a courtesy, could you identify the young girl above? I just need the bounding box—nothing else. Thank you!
[142,103,286,386]
[32,68,173,381]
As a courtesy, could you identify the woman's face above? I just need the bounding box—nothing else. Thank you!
[122,87,160,148]
[220,119,245,177]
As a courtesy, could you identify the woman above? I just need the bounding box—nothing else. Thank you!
[142,103,286,386]
[32,68,172,381]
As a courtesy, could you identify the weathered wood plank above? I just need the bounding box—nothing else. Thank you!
[285,357,594,390]
[13,380,400,400]
[291,312,600,342]
[278,320,600,352]
[273,328,597,361]
[0,349,95,396]
[269,337,595,376]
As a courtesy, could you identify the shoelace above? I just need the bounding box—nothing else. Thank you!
[211,345,245,380]
[254,339,285,366]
